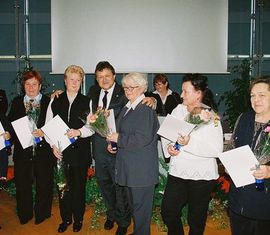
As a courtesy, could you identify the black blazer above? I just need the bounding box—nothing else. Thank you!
[8,95,54,162]
[51,92,91,166]
[88,83,127,159]
[0,89,8,114]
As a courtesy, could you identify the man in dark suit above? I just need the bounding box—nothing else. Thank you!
[0,89,8,114]
[88,61,130,235]
[88,61,156,235]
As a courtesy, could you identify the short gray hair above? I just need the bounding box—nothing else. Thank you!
[122,72,148,92]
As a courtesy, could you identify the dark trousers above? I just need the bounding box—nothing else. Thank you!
[0,149,8,178]
[58,165,88,223]
[95,155,131,227]
[126,185,155,235]
[14,159,54,222]
[161,175,215,235]
[230,209,270,235]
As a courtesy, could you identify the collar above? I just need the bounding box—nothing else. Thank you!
[24,93,42,104]
[125,94,145,110]
[153,89,172,96]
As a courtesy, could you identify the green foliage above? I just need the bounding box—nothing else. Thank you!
[85,176,106,230]
[219,59,254,129]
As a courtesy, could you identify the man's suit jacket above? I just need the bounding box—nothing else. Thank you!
[88,83,127,161]
[0,89,8,114]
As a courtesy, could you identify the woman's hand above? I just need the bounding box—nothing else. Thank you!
[107,132,119,143]
[52,144,62,159]
[32,129,44,138]
[176,135,190,146]
[107,143,117,154]
[253,165,270,179]
[1,131,11,140]
[167,144,180,156]
[66,129,81,138]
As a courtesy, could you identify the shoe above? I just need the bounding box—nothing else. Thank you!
[57,221,71,233]
[104,219,114,230]
[35,215,51,225]
[73,222,83,232]
[115,226,128,235]
[19,216,33,225]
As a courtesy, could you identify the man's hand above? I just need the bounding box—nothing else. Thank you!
[142,97,156,109]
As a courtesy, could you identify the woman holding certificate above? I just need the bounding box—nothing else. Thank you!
[8,70,55,225]
[46,65,93,233]
[160,74,223,235]
[107,72,159,235]
[229,76,270,235]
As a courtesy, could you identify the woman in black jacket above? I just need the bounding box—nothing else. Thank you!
[8,70,55,225]
[46,65,93,233]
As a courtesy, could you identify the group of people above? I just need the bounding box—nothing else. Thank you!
[0,60,270,235]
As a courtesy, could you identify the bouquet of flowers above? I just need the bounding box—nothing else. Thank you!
[254,125,270,165]
[253,125,270,191]
[185,106,219,128]
[86,108,118,151]
[25,100,41,155]
[86,108,110,137]
[174,105,219,150]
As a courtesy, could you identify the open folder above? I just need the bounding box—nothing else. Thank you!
[41,115,76,151]
[157,114,195,142]
[218,145,259,187]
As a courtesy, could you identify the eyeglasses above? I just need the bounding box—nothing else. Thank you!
[122,86,139,91]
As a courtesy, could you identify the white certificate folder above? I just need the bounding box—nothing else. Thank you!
[218,145,259,188]
[157,114,195,142]
[11,116,34,149]
[41,115,75,151]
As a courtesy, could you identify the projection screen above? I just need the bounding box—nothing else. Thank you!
[51,0,228,74]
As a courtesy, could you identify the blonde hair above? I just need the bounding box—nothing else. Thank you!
[64,65,85,81]
[122,72,148,92]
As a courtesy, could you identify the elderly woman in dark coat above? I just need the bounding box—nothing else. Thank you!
[107,72,159,235]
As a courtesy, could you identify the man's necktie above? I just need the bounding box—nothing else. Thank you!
[102,91,108,109]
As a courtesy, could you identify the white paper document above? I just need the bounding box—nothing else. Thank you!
[107,109,116,133]
[157,114,195,142]
[11,116,34,149]
[218,145,259,187]
[41,115,76,151]
[0,121,6,150]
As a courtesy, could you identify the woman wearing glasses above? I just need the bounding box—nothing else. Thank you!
[107,72,159,235]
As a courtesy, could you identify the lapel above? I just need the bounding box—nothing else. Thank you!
[91,86,101,112]
[109,83,123,109]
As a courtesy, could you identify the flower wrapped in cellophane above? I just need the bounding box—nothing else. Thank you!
[85,108,118,151]
[25,100,41,155]
[174,104,220,150]
[86,108,111,137]
[254,125,270,165]
[185,105,220,128]
[55,158,69,199]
